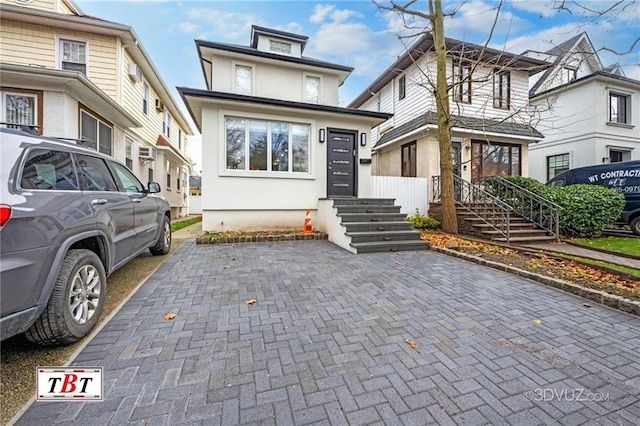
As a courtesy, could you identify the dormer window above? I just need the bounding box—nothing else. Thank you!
[270,40,292,54]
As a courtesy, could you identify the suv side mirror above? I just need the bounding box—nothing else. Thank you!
[147,182,161,193]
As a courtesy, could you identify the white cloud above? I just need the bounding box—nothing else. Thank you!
[510,0,558,18]
[184,8,264,41]
[310,4,335,24]
[177,21,199,34]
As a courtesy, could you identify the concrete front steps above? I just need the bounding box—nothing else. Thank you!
[456,207,556,243]
[317,198,430,254]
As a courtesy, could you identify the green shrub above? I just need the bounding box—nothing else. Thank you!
[549,185,625,237]
[495,175,553,197]
[407,210,440,229]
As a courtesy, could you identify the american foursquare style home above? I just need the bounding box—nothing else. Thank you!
[0,0,194,218]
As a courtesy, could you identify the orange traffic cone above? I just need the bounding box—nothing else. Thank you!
[303,209,313,234]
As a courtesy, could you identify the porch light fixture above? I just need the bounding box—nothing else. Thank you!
[360,133,367,146]
[319,128,326,143]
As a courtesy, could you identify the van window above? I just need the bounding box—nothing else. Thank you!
[548,179,564,188]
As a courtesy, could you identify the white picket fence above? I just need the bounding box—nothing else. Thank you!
[371,176,429,215]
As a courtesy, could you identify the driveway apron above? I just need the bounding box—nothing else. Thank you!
[16,240,640,425]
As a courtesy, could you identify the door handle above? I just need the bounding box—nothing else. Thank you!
[91,199,107,206]
[131,198,141,203]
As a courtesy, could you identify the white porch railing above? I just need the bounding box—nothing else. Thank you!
[371,176,428,215]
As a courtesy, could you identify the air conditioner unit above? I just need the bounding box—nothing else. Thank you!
[138,146,157,160]
[155,99,165,112]
[128,63,143,83]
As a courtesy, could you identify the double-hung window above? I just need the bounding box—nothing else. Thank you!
[453,62,472,103]
[609,92,631,124]
[166,160,172,188]
[225,117,309,173]
[80,109,112,156]
[235,65,252,95]
[163,110,171,138]
[493,70,510,109]
[143,82,150,115]
[59,38,87,75]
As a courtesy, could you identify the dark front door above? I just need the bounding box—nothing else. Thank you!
[327,130,356,197]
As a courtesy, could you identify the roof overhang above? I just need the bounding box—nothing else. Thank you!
[156,135,190,167]
[177,87,392,133]
[0,3,196,136]
[531,70,640,100]
[0,63,141,128]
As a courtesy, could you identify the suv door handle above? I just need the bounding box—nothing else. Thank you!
[131,198,141,203]
[91,199,108,206]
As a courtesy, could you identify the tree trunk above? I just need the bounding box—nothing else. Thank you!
[430,0,458,233]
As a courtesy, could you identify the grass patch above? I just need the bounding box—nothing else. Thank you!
[557,253,640,279]
[571,237,640,257]
[171,216,202,233]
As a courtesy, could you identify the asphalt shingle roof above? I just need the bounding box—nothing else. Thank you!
[374,111,543,148]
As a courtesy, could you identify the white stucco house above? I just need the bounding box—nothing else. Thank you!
[348,33,548,199]
[178,26,391,233]
[526,32,640,182]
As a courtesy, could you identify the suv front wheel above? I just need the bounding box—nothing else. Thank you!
[25,249,106,345]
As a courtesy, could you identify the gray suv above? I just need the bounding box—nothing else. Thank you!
[0,127,172,345]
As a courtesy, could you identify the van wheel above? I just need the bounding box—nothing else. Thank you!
[150,215,171,255]
[25,249,106,345]
[631,217,640,236]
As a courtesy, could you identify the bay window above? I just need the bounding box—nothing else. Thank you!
[225,117,309,173]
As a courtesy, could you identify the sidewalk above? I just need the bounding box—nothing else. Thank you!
[172,218,202,240]
[516,241,640,270]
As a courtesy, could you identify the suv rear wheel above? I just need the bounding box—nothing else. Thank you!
[25,249,106,345]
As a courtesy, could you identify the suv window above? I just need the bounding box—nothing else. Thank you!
[21,150,78,190]
[76,154,118,192]
[111,162,144,193]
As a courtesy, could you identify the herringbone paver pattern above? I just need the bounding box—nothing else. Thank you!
[17,241,640,425]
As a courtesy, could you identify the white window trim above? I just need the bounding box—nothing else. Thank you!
[269,39,292,55]
[80,109,112,155]
[143,81,150,116]
[218,110,316,180]
[55,35,89,75]
[303,74,322,104]
[1,90,38,126]
[233,62,254,95]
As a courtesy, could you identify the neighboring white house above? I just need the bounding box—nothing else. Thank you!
[348,33,548,199]
[0,0,194,218]
[179,26,391,232]
[526,32,640,182]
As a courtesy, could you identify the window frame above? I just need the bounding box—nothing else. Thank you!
[163,110,171,138]
[1,89,43,132]
[492,70,510,110]
[304,75,321,104]
[224,116,311,176]
[608,91,631,124]
[547,153,570,181]
[143,81,150,115]
[56,36,88,76]
[269,40,292,54]
[234,63,254,95]
[401,141,417,177]
[79,107,113,156]
[166,160,172,189]
[452,61,472,104]
[398,75,406,101]
[471,140,521,181]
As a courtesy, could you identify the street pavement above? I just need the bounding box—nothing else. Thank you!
[15,240,640,425]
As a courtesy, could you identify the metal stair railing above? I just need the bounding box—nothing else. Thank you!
[433,175,513,243]
[478,176,561,240]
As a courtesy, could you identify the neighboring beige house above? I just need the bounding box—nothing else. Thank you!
[525,33,640,182]
[349,34,548,198]
[179,25,390,232]
[0,0,194,218]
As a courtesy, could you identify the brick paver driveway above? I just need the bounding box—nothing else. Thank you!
[17,241,640,425]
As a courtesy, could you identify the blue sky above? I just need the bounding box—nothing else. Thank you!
[75,0,640,170]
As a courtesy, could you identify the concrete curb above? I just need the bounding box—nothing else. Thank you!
[429,245,640,317]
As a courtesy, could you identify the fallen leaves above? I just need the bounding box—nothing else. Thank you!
[164,313,177,320]
[405,338,418,349]
[533,319,542,324]
[246,299,256,305]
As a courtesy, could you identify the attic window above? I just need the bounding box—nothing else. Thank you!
[270,40,292,54]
